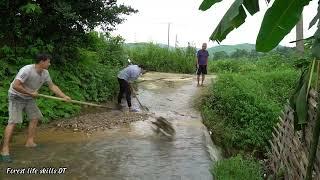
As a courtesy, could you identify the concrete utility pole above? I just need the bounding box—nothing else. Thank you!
[175,34,178,48]
[296,15,304,54]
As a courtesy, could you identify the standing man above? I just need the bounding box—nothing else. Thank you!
[117,64,144,112]
[1,53,71,163]
[196,43,209,86]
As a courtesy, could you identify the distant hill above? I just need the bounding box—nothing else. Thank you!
[125,42,288,55]
[207,43,256,55]
[125,42,172,49]
[125,42,257,54]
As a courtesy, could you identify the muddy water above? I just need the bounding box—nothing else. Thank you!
[0,72,221,180]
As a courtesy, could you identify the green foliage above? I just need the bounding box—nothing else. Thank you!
[209,0,247,43]
[199,0,316,53]
[213,51,229,60]
[127,43,195,73]
[20,3,42,14]
[256,0,312,51]
[82,32,128,67]
[207,43,256,55]
[212,155,263,180]
[199,0,223,11]
[0,33,124,137]
[0,0,137,63]
[210,45,295,60]
[203,56,299,152]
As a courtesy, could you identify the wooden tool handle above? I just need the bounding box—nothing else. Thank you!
[38,94,108,108]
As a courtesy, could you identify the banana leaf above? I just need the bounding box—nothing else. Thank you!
[312,28,320,59]
[243,0,259,15]
[209,0,246,43]
[199,0,223,11]
[309,1,320,29]
[289,68,310,130]
[256,0,312,52]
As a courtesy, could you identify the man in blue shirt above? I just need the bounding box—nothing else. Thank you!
[117,64,144,112]
[196,43,209,86]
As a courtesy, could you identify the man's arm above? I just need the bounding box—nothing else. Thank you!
[48,83,71,101]
[13,79,37,97]
[195,51,199,68]
[206,51,209,65]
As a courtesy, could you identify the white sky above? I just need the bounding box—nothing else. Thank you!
[111,0,318,48]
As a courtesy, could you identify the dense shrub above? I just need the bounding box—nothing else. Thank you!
[127,43,196,73]
[0,33,124,136]
[202,57,299,152]
[212,155,263,180]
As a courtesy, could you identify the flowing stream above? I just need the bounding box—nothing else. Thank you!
[0,72,221,180]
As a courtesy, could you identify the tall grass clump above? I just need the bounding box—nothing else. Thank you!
[127,43,196,73]
[212,155,263,180]
[203,55,299,153]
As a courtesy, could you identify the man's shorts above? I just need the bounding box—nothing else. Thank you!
[8,94,43,124]
[197,65,207,75]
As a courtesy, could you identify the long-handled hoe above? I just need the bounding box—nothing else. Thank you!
[131,88,175,136]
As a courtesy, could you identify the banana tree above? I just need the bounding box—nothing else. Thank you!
[199,0,320,178]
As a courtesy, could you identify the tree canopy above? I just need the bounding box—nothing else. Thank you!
[0,0,137,63]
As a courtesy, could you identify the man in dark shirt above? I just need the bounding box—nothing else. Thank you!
[196,43,209,86]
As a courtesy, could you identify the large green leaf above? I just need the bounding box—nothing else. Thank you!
[199,0,223,11]
[243,0,259,15]
[312,31,320,59]
[289,68,310,130]
[256,0,312,52]
[296,82,308,126]
[210,0,247,43]
[312,3,320,59]
[309,1,320,29]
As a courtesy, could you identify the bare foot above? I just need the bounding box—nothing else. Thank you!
[1,144,9,154]
[25,143,37,148]
[0,151,10,156]
[197,84,200,87]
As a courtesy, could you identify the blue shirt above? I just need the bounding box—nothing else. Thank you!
[197,50,209,65]
[117,65,142,82]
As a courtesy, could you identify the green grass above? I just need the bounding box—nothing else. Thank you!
[126,42,196,73]
[202,56,299,152]
[212,155,263,180]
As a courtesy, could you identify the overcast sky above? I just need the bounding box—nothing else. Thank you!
[111,0,318,48]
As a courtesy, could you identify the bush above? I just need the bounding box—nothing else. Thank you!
[212,155,263,180]
[202,56,299,152]
[127,43,195,73]
[0,33,124,136]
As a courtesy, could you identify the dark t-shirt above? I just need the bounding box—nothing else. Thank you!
[197,50,209,65]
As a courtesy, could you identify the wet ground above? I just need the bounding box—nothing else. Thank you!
[0,72,221,180]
